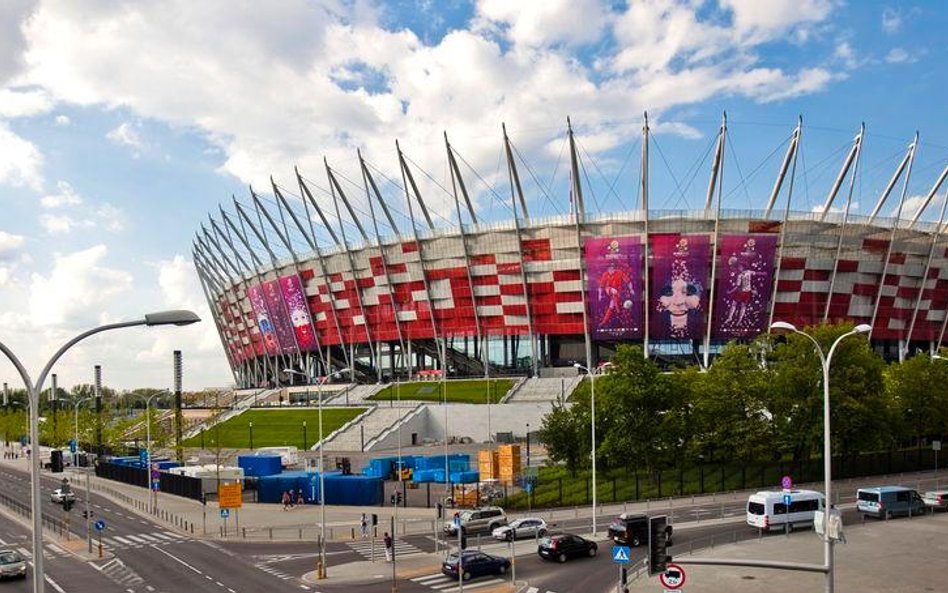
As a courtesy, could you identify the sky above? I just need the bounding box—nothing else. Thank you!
[0,0,945,392]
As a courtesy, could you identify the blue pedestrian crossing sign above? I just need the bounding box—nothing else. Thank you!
[612,545,631,564]
[783,493,792,507]
[220,509,230,519]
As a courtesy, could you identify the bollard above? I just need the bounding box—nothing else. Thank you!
[299,528,303,540]
[269,527,273,540]
[243,528,246,538]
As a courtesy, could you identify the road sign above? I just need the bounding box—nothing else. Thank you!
[218,483,243,509]
[781,475,793,490]
[934,440,942,452]
[658,563,686,590]
[611,545,631,564]
[783,493,792,507]
[69,439,77,454]
[151,479,161,492]
[93,519,105,532]
[220,508,230,519]
[525,482,534,495]
[139,448,147,464]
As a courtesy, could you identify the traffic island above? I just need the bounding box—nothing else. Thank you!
[301,555,445,586]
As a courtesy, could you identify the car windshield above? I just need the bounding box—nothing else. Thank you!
[0,552,21,564]
[460,512,473,520]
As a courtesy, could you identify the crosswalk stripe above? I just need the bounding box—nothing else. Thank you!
[525,588,538,593]
[413,574,449,584]
[432,579,504,592]
[163,531,182,539]
[136,534,161,542]
[151,532,176,541]
[124,535,150,544]
[17,547,31,558]
[112,536,135,545]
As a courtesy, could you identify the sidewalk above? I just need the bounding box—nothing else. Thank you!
[626,511,948,593]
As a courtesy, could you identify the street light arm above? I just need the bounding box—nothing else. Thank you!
[792,329,827,366]
[0,340,36,397]
[826,328,866,368]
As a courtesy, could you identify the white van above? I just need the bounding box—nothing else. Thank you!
[746,489,825,532]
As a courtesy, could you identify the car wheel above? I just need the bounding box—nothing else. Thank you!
[787,522,794,534]
[538,528,547,537]
[462,572,471,581]
[588,546,597,557]
[558,553,567,563]
[506,532,513,541]
[631,535,640,546]
[498,565,507,575]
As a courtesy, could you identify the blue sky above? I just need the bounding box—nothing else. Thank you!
[0,0,945,390]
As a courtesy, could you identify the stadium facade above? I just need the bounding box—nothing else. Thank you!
[192,117,948,388]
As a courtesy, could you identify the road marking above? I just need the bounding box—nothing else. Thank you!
[135,533,161,542]
[526,588,538,593]
[112,536,135,545]
[17,547,31,558]
[45,575,66,593]
[152,545,204,575]
[124,535,151,544]
[0,536,7,545]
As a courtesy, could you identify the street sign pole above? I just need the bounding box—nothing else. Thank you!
[85,469,92,553]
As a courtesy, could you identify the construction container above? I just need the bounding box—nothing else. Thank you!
[498,444,522,485]
[478,450,499,480]
[238,454,282,477]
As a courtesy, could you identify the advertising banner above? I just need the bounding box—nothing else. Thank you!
[712,234,778,338]
[650,234,711,340]
[584,237,643,339]
[263,280,299,354]
[279,274,319,351]
[247,284,280,356]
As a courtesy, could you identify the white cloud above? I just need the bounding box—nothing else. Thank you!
[881,7,901,34]
[54,114,69,125]
[721,0,834,40]
[0,121,43,190]
[40,180,82,208]
[885,47,913,64]
[833,41,860,69]
[0,87,53,117]
[39,213,77,234]
[95,203,125,232]
[0,0,35,85]
[476,0,608,48]
[28,245,133,327]
[106,121,144,152]
[0,230,25,259]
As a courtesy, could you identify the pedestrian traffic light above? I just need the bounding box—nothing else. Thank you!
[371,513,378,526]
[62,499,73,512]
[436,502,443,519]
[648,515,671,576]
[82,510,93,519]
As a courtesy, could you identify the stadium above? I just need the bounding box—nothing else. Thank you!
[192,118,948,389]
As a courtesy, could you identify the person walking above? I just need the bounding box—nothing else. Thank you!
[383,532,393,562]
[296,489,305,507]
[282,490,291,511]
[360,513,368,539]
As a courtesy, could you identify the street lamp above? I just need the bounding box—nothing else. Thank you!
[573,361,612,536]
[72,396,92,467]
[0,309,200,593]
[283,366,349,580]
[145,390,171,514]
[769,321,870,593]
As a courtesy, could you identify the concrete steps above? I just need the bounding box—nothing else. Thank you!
[503,376,582,402]
[320,406,417,452]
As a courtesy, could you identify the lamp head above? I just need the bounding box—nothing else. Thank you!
[853,323,872,334]
[144,310,201,327]
[573,362,583,370]
[769,321,797,332]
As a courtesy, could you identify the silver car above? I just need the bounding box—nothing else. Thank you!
[50,488,76,504]
[0,550,27,580]
[492,517,547,541]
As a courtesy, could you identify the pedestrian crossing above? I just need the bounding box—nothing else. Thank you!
[347,538,424,561]
[92,557,145,588]
[102,530,190,550]
[410,572,506,592]
[523,588,559,593]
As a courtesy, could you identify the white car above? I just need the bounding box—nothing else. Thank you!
[492,517,547,541]
[50,488,76,504]
[922,490,948,511]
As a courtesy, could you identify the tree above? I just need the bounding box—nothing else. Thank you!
[537,402,587,476]
[885,353,948,446]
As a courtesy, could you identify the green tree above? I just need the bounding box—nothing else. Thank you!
[537,402,587,475]
[885,353,948,445]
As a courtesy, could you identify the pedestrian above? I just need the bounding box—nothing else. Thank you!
[282,490,291,511]
[296,489,305,507]
[383,532,393,562]
[360,513,368,539]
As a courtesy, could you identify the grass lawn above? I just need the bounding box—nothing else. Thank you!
[369,379,515,404]
[183,408,365,449]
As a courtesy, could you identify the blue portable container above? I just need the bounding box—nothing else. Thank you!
[449,470,479,484]
[238,454,282,477]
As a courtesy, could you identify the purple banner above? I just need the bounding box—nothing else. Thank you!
[650,234,710,340]
[585,237,643,339]
[247,284,280,356]
[263,280,299,354]
[712,234,778,338]
[279,274,319,351]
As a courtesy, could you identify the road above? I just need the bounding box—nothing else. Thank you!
[0,465,301,593]
[0,463,943,593]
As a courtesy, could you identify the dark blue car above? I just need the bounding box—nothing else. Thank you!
[441,550,510,581]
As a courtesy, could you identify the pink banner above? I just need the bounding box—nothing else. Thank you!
[279,274,319,351]
[263,280,299,354]
[585,237,643,340]
[247,284,280,356]
[650,234,710,340]
[712,235,778,338]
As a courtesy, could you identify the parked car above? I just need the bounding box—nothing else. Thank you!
[856,486,926,519]
[492,517,547,541]
[922,490,948,511]
[50,488,76,504]
[0,550,27,580]
[444,507,507,535]
[607,513,673,547]
[537,533,598,563]
[746,489,824,532]
[441,550,510,581]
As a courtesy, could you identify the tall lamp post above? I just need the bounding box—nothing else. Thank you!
[72,396,93,466]
[0,309,200,593]
[283,366,349,580]
[770,321,870,593]
[573,361,612,536]
[145,390,171,514]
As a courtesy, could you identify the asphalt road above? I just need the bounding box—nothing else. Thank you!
[0,466,301,593]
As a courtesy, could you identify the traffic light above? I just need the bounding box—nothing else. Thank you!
[436,502,444,519]
[648,515,671,576]
[82,510,94,519]
[371,513,378,526]
[62,499,74,512]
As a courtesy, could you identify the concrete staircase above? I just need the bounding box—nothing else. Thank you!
[503,376,583,403]
[181,388,274,440]
[320,405,418,452]
[325,383,386,406]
